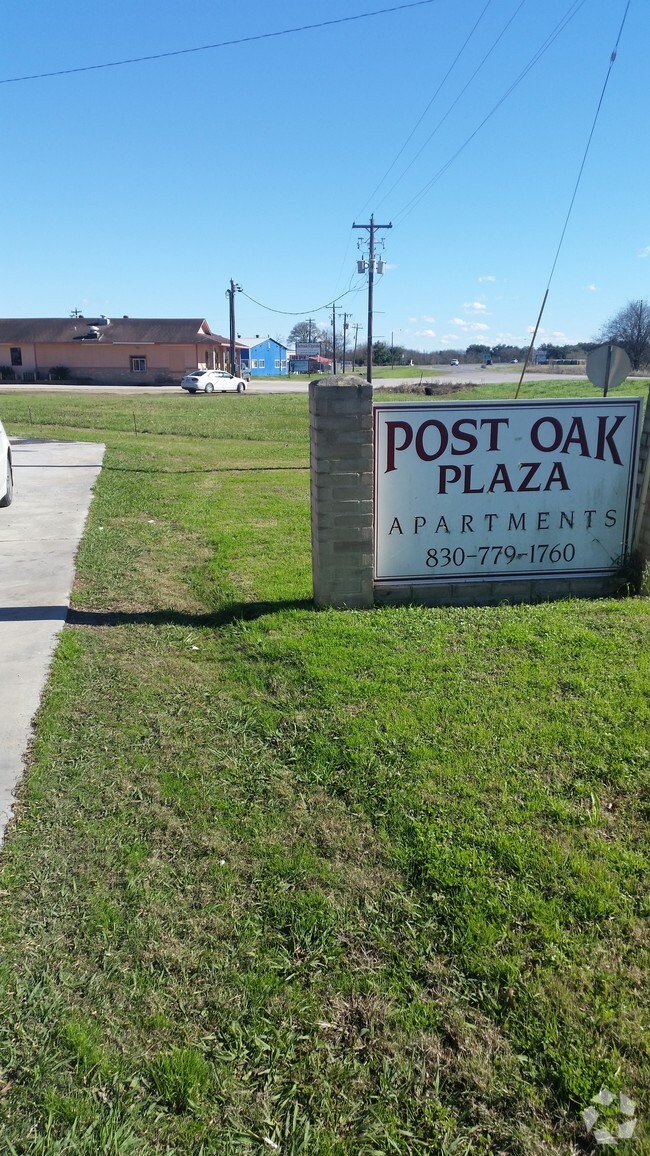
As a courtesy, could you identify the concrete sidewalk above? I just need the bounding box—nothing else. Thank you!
[0,438,105,844]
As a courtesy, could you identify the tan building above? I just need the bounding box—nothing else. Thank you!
[0,316,236,385]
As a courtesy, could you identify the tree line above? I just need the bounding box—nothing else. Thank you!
[284,300,650,369]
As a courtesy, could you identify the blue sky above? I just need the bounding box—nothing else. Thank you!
[1,0,647,352]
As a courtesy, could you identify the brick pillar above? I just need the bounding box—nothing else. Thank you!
[634,391,650,592]
[309,375,374,608]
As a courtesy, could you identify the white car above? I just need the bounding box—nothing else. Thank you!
[0,420,13,507]
[181,369,247,394]
[449,359,460,366]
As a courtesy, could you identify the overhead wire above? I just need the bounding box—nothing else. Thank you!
[0,0,440,85]
[240,281,366,318]
[356,0,495,218]
[374,0,528,213]
[514,0,632,398]
[391,0,588,225]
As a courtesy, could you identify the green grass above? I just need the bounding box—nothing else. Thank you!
[0,387,648,1153]
[376,376,650,403]
[369,366,444,379]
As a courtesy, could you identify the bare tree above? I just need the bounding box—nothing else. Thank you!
[598,299,650,370]
[286,321,327,348]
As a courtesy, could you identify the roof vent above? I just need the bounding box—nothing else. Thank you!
[85,326,101,340]
[96,316,110,326]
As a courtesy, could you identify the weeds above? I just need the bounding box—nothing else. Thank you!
[0,390,647,1152]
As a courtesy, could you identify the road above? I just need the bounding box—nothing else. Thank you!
[0,364,589,397]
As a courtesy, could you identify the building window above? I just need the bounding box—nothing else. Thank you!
[251,359,258,368]
[274,359,281,369]
[10,347,22,366]
[257,359,265,369]
[130,357,147,372]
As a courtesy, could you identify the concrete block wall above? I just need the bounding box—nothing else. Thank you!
[309,376,374,608]
[374,574,621,608]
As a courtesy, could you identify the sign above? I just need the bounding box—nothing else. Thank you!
[587,343,631,394]
[296,341,321,358]
[374,398,641,584]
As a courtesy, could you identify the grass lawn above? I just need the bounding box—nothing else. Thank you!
[0,386,648,1154]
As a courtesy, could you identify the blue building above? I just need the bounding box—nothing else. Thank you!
[239,336,288,377]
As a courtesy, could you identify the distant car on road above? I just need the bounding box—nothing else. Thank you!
[449,359,460,366]
[0,419,13,507]
[181,369,248,394]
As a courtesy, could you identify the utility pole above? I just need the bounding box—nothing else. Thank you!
[226,279,241,375]
[352,322,362,373]
[352,213,392,384]
[331,303,338,375]
[307,318,315,342]
[342,312,351,374]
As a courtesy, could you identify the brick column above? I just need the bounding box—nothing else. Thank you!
[309,375,374,608]
[634,391,650,592]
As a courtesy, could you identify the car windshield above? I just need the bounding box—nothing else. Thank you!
[188,370,206,378]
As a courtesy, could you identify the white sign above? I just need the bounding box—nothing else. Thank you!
[374,398,641,584]
[296,342,321,358]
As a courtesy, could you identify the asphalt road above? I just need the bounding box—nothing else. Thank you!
[0,365,589,397]
[0,438,105,845]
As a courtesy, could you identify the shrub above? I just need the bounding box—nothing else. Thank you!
[49,366,71,381]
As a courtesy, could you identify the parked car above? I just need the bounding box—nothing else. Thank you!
[449,359,460,366]
[181,369,247,394]
[0,419,13,507]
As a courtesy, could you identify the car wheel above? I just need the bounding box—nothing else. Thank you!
[205,382,215,394]
[0,454,13,507]
[237,382,245,393]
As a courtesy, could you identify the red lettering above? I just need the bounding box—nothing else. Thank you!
[530,417,563,452]
[560,416,590,457]
[451,418,478,455]
[415,420,448,462]
[595,415,624,465]
[463,465,484,494]
[439,465,462,493]
[543,461,569,490]
[479,417,509,451]
[487,463,514,492]
[385,421,413,473]
[518,462,541,492]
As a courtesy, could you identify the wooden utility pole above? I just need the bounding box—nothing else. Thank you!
[226,279,240,375]
[342,312,351,374]
[352,322,362,372]
[352,214,392,384]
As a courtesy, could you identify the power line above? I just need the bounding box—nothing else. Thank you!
[356,0,495,218]
[374,0,529,214]
[391,0,588,226]
[0,0,440,86]
[514,0,632,398]
[240,283,365,318]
